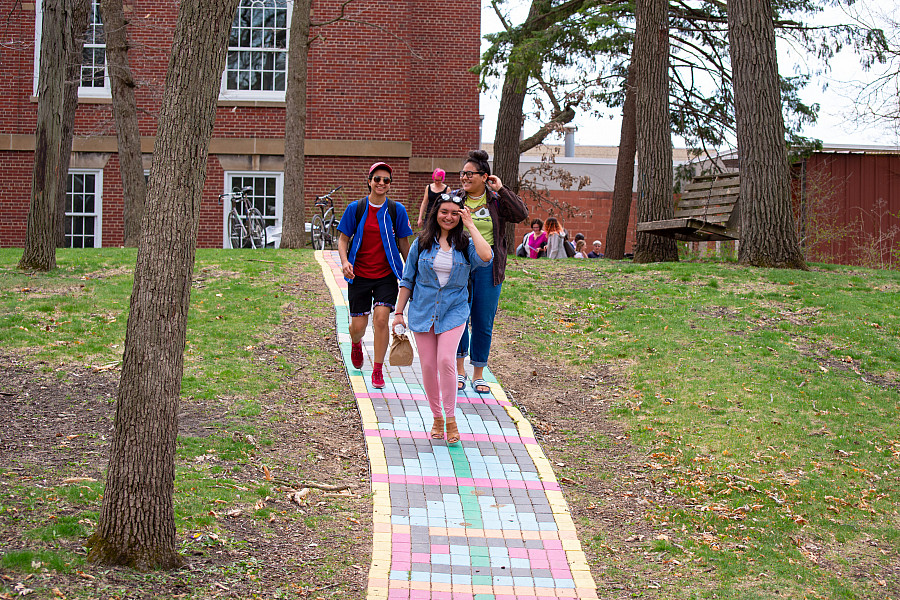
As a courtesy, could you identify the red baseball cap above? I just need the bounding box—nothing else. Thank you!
[368,162,392,177]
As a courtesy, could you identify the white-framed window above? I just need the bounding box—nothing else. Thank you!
[33,0,109,98]
[220,0,290,101]
[222,172,283,248]
[65,170,103,248]
[80,0,108,93]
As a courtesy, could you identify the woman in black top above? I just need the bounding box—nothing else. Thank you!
[417,168,450,228]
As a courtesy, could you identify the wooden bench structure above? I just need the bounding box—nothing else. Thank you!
[636,172,741,242]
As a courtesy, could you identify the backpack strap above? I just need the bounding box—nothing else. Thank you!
[388,199,398,227]
[354,197,400,240]
[355,197,366,224]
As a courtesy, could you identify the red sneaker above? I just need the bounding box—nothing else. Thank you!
[371,369,385,389]
[351,342,363,369]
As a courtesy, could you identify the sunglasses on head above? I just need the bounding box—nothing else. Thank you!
[459,170,486,179]
[437,193,464,208]
[370,176,392,184]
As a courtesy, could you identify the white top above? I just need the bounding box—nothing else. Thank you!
[433,247,453,286]
[547,232,567,259]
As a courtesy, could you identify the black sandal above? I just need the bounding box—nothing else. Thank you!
[471,378,491,394]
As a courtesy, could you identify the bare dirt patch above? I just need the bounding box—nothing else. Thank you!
[0,266,371,599]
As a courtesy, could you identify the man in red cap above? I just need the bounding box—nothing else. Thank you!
[337,162,414,388]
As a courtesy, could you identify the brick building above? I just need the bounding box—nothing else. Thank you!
[1,0,481,248]
[484,139,694,255]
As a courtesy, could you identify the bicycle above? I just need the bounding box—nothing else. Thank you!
[219,186,267,249]
[310,185,342,250]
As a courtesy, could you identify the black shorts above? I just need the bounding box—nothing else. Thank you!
[348,274,398,316]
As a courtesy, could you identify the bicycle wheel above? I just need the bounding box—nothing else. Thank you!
[248,208,267,249]
[325,219,337,250]
[228,211,247,249]
[310,214,325,250]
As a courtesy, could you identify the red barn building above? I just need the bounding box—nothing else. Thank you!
[0,0,481,248]
[795,146,900,269]
[702,144,900,268]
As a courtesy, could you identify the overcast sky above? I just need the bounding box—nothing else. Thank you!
[478,1,899,148]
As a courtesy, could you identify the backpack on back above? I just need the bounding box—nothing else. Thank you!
[355,197,400,237]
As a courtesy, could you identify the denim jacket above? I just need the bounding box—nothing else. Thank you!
[399,237,492,334]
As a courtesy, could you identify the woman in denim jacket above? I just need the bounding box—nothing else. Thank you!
[392,194,493,444]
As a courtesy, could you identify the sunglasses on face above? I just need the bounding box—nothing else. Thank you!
[370,176,392,184]
[459,170,486,179]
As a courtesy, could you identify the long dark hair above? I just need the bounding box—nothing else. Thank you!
[464,149,491,176]
[418,195,470,253]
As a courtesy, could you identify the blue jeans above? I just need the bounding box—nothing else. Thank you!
[456,264,502,368]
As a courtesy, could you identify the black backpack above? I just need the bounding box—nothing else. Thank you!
[354,197,402,240]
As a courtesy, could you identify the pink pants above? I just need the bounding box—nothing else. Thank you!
[414,324,465,419]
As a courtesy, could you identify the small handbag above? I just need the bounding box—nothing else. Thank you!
[388,331,414,367]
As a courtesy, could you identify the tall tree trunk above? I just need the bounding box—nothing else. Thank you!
[632,0,678,263]
[493,74,529,197]
[605,62,636,260]
[280,0,313,249]
[87,0,240,569]
[102,0,147,247]
[493,0,545,253]
[18,0,89,270]
[55,0,89,248]
[493,61,530,255]
[727,0,806,269]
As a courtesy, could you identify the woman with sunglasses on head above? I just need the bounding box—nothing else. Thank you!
[454,150,528,395]
[392,194,493,443]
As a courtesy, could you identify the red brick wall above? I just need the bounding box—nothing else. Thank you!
[1,0,480,247]
[0,152,33,247]
[102,156,124,247]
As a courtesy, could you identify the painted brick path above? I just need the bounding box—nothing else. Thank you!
[316,251,598,600]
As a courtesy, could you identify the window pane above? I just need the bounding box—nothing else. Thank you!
[230,174,278,224]
[225,0,288,93]
[80,0,106,88]
[65,173,99,248]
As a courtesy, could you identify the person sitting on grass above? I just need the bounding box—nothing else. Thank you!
[573,239,587,258]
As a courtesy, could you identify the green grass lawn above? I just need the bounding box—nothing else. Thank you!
[2,248,301,400]
[1,248,898,599]
[501,256,900,599]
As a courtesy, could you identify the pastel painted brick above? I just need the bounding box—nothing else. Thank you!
[315,251,598,599]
